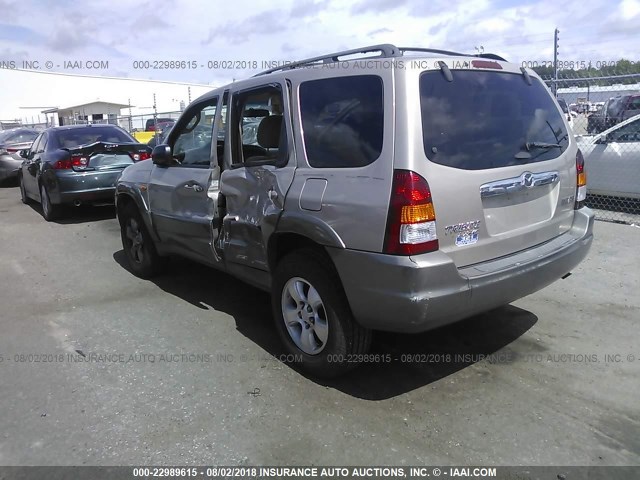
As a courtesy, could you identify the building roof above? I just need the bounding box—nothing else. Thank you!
[42,101,132,114]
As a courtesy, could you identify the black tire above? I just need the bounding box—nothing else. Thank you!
[39,182,60,221]
[272,248,372,378]
[119,203,167,278]
[19,175,29,204]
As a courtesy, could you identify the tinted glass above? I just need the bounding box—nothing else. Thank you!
[55,127,135,148]
[6,131,38,144]
[557,99,569,113]
[628,97,640,110]
[300,75,383,168]
[609,118,640,142]
[420,70,569,170]
[0,130,37,144]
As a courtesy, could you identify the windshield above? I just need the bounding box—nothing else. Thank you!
[420,70,569,170]
[55,127,136,149]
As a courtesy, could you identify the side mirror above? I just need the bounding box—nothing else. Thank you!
[19,149,30,159]
[151,144,175,167]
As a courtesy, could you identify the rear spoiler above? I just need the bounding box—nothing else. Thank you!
[62,141,151,157]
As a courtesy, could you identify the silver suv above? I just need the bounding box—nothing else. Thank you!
[115,44,594,377]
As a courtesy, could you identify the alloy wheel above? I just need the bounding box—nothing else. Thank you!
[125,217,145,264]
[281,277,329,355]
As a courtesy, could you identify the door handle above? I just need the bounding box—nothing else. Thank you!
[184,183,204,192]
[268,189,278,200]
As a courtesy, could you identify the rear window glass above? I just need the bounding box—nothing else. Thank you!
[420,70,569,170]
[55,127,135,149]
[300,75,383,168]
[0,130,37,144]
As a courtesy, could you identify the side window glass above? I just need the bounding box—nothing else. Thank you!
[609,119,640,143]
[172,99,217,167]
[230,84,286,166]
[40,133,48,152]
[30,134,43,155]
[299,75,384,168]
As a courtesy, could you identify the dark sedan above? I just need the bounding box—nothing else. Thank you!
[0,128,39,183]
[19,124,151,221]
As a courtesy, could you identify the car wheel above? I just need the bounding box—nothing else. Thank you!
[19,175,29,204]
[272,248,372,378]
[120,203,167,278]
[39,183,60,221]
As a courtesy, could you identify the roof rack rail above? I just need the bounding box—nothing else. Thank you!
[253,44,400,76]
[399,47,507,62]
[253,44,507,76]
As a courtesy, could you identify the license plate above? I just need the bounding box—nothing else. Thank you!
[455,230,479,247]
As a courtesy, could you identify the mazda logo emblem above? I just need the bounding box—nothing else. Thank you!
[522,172,534,187]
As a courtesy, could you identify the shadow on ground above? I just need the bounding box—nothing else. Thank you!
[0,178,19,188]
[26,202,116,224]
[114,250,538,400]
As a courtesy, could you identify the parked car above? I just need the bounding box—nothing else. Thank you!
[577,113,640,199]
[0,128,39,183]
[145,117,175,132]
[588,94,640,134]
[115,44,594,377]
[147,121,175,148]
[19,124,151,221]
[587,98,615,134]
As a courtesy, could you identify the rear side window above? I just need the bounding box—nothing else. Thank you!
[420,70,569,170]
[300,75,383,168]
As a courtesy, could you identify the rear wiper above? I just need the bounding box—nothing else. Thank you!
[525,141,562,151]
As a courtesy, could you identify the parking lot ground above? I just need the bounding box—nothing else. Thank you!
[0,184,638,466]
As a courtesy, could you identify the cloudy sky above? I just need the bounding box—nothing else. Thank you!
[1,0,639,86]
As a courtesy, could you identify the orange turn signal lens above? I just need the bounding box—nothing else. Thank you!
[578,172,586,187]
[400,203,435,223]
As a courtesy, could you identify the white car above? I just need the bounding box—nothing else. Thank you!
[576,113,640,199]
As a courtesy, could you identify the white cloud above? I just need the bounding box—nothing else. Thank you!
[620,0,640,17]
[0,0,638,117]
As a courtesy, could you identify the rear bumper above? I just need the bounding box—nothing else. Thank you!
[0,156,22,181]
[329,208,595,333]
[46,169,123,204]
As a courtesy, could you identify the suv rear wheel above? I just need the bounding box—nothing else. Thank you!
[119,203,167,278]
[272,248,371,378]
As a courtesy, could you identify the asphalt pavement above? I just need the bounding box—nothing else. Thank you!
[0,183,638,466]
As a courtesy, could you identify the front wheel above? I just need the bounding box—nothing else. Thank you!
[272,248,371,378]
[119,203,167,278]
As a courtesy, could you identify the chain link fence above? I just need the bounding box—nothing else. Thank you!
[541,70,640,225]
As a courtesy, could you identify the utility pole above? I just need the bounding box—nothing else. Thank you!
[153,93,158,143]
[553,28,559,97]
[128,98,133,132]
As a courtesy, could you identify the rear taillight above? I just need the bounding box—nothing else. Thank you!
[383,170,439,255]
[53,159,72,169]
[53,155,89,170]
[575,149,586,209]
[131,151,151,161]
